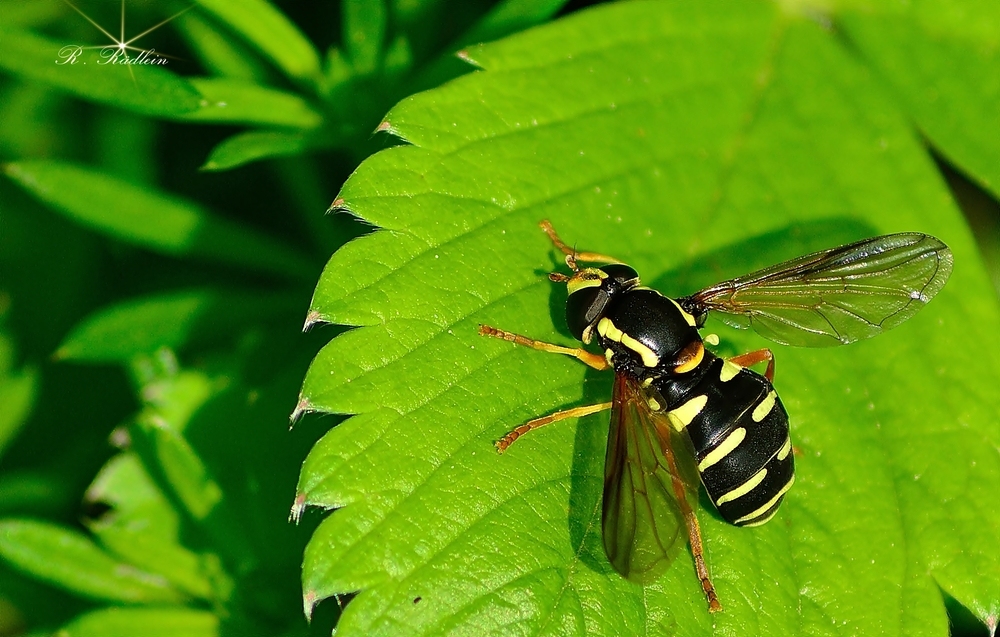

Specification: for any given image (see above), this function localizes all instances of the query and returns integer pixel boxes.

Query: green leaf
[127,365,256,571]
[130,371,224,522]
[297,2,1000,635]
[195,0,322,85]
[840,1,1000,199]
[181,78,323,128]
[0,28,201,117]
[0,519,184,603]
[174,11,268,82]
[201,130,310,172]
[0,334,37,460]
[87,452,181,541]
[409,0,569,93]
[60,607,218,637]
[2,160,314,280]
[0,472,72,517]
[56,288,297,362]
[460,0,570,46]
[0,366,36,460]
[343,0,387,76]
[86,453,220,601]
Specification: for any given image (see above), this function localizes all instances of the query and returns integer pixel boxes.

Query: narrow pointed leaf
[201,130,310,172]
[343,0,387,76]
[60,607,218,637]
[86,453,217,601]
[195,0,321,85]
[181,78,322,128]
[0,333,37,459]
[56,288,297,362]
[3,160,313,279]
[0,28,200,117]
[174,12,267,81]
[0,519,184,603]
[461,0,570,45]
[298,2,1000,635]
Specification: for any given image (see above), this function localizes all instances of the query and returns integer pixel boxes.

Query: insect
[479,221,952,612]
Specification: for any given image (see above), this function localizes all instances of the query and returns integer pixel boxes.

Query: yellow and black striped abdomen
[661,356,794,527]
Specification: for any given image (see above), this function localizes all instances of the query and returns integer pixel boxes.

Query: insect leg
[478,325,610,370]
[728,348,776,382]
[496,402,612,452]
[679,502,722,613]
[539,220,623,269]
[660,430,723,613]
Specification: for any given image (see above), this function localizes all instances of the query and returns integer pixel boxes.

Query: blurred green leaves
[296,1,1000,636]
[0,518,186,604]
[55,288,297,363]
[0,328,37,462]
[3,160,313,279]
[0,0,997,636]
[196,0,323,86]
[0,27,201,117]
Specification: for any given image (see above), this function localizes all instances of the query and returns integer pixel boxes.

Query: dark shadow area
[934,152,1000,299]
[941,587,992,637]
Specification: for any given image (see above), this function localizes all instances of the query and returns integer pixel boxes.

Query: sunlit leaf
[297,2,1000,635]
[86,453,219,601]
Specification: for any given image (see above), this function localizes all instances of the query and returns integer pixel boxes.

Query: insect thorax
[595,289,704,383]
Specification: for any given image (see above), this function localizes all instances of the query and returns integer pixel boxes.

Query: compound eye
[600,263,639,284]
[566,287,609,342]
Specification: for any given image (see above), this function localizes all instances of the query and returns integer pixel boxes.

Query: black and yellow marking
[566,268,607,295]
[598,317,660,367]
[656,354,794,527]
[480,219,953,613]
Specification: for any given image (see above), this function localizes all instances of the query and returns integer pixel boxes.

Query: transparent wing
[602,375,699,583]
[679,233,953,347]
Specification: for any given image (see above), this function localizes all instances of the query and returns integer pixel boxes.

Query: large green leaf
[296,1,1000,635]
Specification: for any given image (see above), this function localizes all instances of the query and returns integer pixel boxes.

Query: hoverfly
[479,221,952,612]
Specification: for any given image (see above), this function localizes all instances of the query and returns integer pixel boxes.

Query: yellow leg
[478,324,610,370]
[660,427,723,613]
[495,402,612,452]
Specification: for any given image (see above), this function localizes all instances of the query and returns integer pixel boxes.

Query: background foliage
[0,1,997,636]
